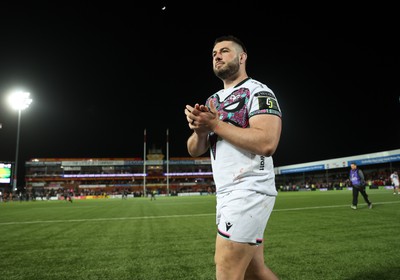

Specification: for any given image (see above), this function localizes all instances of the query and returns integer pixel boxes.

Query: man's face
[212,41,240,80]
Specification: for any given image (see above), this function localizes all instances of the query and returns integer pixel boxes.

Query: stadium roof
[275,149,400,175]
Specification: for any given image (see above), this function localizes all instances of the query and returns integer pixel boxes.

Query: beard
[213,58,240,80]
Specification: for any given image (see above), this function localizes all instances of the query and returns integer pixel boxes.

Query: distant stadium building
[24,147,214,197]
[16,148,400,198]
[274,149,400,191]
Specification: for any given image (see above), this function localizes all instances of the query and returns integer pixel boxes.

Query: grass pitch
[1,188,399,280]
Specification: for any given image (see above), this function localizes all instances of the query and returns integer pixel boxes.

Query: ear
[239,52,247,64]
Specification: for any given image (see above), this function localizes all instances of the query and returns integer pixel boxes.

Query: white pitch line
[273,200,400,212]
[0,213,214,226]
[1,201,399,226]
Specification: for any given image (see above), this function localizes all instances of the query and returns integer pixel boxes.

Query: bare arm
[214,113,281,156]
[185,104,211,157]
[185,100,282,157]
[186,131,209,157]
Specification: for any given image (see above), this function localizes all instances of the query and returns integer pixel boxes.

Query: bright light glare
[8,91,33,110]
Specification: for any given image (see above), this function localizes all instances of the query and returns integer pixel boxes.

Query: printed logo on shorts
[225,222,233,232]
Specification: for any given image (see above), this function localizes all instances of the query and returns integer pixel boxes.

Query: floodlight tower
[8,90,32,192]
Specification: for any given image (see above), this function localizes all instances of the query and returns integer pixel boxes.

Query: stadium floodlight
[7,90,32,192]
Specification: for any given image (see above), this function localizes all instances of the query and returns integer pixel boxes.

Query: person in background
[150,190,156,201]
[122,189,128,199]
[68,190,73,203]
[185,35,282,280]
[390,171,399,195]
[349,163,372,209]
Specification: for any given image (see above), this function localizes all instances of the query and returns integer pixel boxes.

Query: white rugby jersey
[391,172,399,186]
[206,78,282,195]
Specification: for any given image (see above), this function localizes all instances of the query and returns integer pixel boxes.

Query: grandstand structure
[24,146,213,197]
[274,148,400,191]
[3,148,400,198]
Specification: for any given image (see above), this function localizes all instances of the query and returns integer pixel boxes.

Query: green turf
[1,188,399,280]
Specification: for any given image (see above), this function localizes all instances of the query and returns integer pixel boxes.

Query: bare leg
[244,244,279,280]
[215,235,279,280]
[215,235,254,280]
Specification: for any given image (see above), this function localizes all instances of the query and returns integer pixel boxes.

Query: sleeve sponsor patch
[254,91,281,116]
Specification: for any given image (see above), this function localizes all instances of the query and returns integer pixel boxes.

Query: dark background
[0,2,398,185]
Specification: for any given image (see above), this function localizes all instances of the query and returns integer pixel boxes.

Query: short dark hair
[214,35,247,53]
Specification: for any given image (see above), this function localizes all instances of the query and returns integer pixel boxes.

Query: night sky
[0,2,399,183]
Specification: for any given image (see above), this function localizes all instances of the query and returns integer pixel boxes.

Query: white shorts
[216,189,276,245]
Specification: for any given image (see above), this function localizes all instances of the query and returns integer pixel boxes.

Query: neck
[223,73,249,89]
